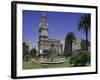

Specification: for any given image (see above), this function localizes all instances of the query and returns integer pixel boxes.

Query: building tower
[38,13,48,52]
[38,13,62,55]
[39,13,48,41]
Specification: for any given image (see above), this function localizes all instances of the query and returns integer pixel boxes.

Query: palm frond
[78,14,91,32]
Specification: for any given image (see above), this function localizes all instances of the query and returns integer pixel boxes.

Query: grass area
[23,58,71,69]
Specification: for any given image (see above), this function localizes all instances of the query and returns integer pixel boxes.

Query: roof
[47,38,61,43]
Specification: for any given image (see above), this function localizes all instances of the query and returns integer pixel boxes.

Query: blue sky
[23,10,91,47]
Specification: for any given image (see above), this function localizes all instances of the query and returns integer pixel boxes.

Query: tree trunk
[86,27,88,51]
[71,41,72,54]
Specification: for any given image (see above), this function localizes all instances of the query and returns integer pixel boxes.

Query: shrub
[42,64,48,68]
[43,49,50,59]
[64,53,72,58]
[69,51,90,66]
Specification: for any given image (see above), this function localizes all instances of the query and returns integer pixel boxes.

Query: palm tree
[78,14,91,51]
[64,32,76,55]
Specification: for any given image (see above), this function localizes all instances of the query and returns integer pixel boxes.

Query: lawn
[23,58,72,69]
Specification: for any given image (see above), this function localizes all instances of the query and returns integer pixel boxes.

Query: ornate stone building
[38,13,62,54]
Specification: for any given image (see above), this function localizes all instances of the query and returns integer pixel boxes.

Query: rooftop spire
[42,12,46,16]
[39,12,48,29]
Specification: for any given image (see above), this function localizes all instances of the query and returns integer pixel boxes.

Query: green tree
[64,32,76,56]
[23,42,29,60]
[43,49,50,59]
[30,48,37,58]
[69,51,90,66]
[78,14,91,51]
